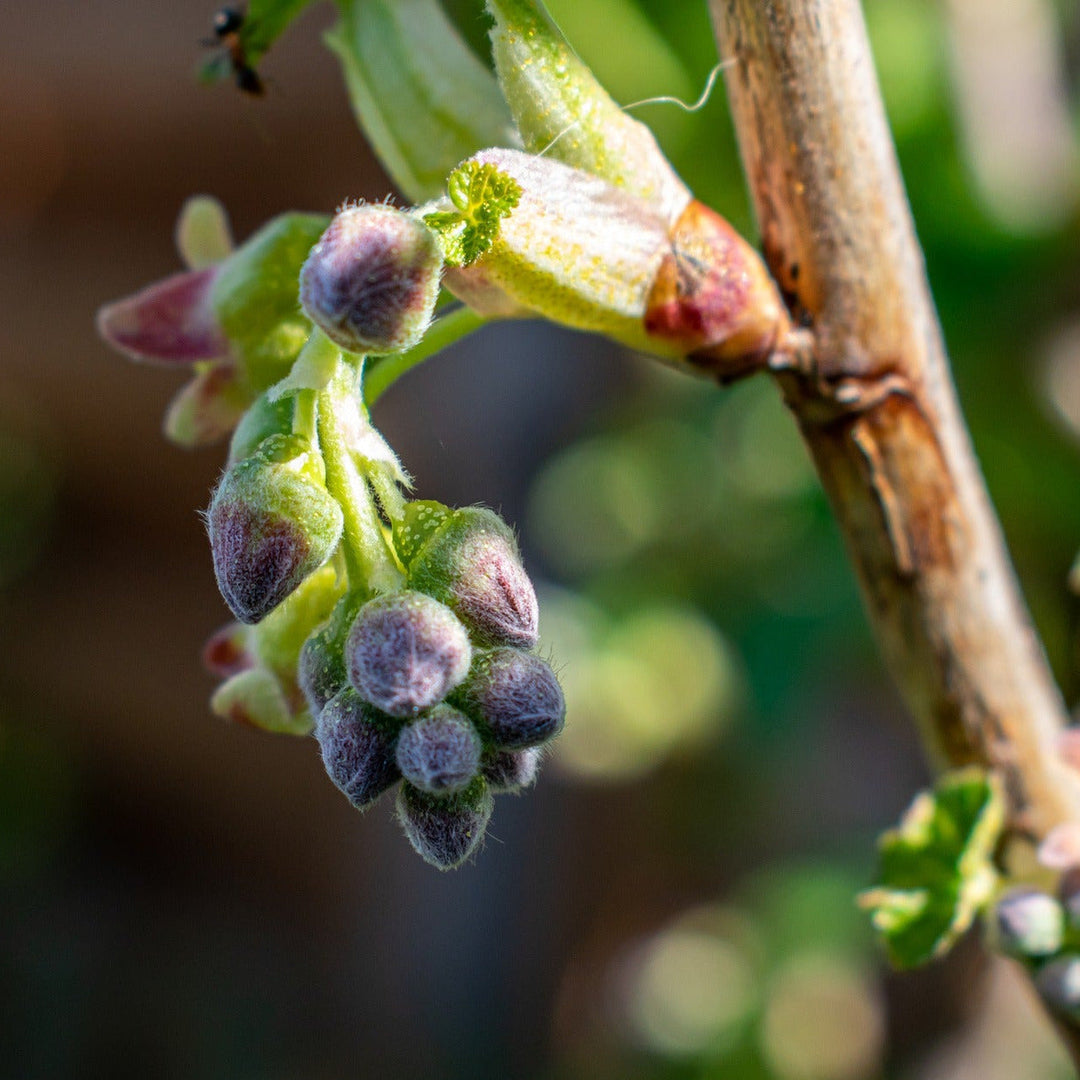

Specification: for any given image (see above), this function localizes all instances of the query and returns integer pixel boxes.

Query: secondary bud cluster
[987,878,1080,1023]
[303,500,564,869]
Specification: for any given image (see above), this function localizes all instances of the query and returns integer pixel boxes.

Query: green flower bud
[208,434,343,624]
[316,687,401,809]
[988,888,1065,960]
[299,205,442,355]
[396,776,494,870]
[1037,954,1080,1022]
[393,499,452,566]
[456,647,565,749]
[483,747,541,793]
[345,591,472,717]
[299,593,365,715]
[405,505,538,649]
[396,705,482,795]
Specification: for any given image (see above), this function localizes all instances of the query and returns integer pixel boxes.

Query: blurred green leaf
[859,769,1004,968]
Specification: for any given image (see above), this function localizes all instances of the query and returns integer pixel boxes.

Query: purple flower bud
[483,747,542,793]
[299,204,442,355]
[395,706,482,795]
[316,687,401,810]
[1037,954,1080,1022]
[396,777,494,870]
[407,507,538,648]
[299,594,365,715]
[208,435,343,624]
[989,888,1064,959]
[457,647,565,749]
[345,591,472,717]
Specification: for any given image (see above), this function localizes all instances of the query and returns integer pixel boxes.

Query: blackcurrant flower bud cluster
[304,500,564,869]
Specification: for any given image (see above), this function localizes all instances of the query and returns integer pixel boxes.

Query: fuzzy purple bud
[457,647,565,749]
[483,747,542,793]
[208,435,343,624]
[299,204,442,355]
[316,687,401,810]
[345,591,472,717]
[396,777,493,870]
[406,506,538,648]
[395,706,482,795]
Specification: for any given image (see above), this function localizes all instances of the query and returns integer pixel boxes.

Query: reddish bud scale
[644,200,789,378]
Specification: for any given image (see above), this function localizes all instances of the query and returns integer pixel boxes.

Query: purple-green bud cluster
[303,500,564,869]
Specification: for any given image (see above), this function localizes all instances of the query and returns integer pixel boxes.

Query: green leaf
[425,161,522,266]
[326,0,520,204]
[242,0,320,64]
[858,768,1004,968]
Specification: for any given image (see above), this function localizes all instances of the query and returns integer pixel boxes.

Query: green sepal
[393,500,452,566]
[211,212,330,394]
[424,161,521,267]
[228,390,297,465]
[859,768,1004,969]
[211,667,314,736]
[327,0,520,204]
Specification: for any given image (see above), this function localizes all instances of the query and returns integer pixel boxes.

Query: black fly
[204,7,265,97]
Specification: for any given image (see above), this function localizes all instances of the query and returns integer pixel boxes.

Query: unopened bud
[208,434,343,624]
[345,591,472,717]
[1037,954,1080,1022]
[396,776,494,870]
[211,667,312,736]
[299,204,442,355]
[406,506,538,649]
[395,705,482,795]
[988,889,1064,960]
[483,747,542,793]
[457,647,564,749]
[299,593,364,715]
[316,687,402,810]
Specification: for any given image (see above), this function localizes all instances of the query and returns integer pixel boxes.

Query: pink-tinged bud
[406,506,538,649]
[396,706,482,795]
[316,687,402,810]
[163,361,249,448]
[96,265,230,366]
[208,435,344,624]
[345,591,472,717]
[396,776,494,870]
[483,747,541,793]
[644,200,789,378]
[299,204,442,355]
[457,647,564,749]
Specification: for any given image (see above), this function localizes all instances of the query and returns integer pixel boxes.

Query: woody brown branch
[707,0,1080,843]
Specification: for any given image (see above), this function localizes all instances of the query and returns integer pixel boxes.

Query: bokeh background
[4,0,1080,1076]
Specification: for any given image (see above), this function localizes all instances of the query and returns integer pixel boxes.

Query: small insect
[203,6,265,97]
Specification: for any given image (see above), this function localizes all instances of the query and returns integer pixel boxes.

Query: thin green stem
[364,305,490,405]
[317,358,404,593]
[292,389,317,441]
